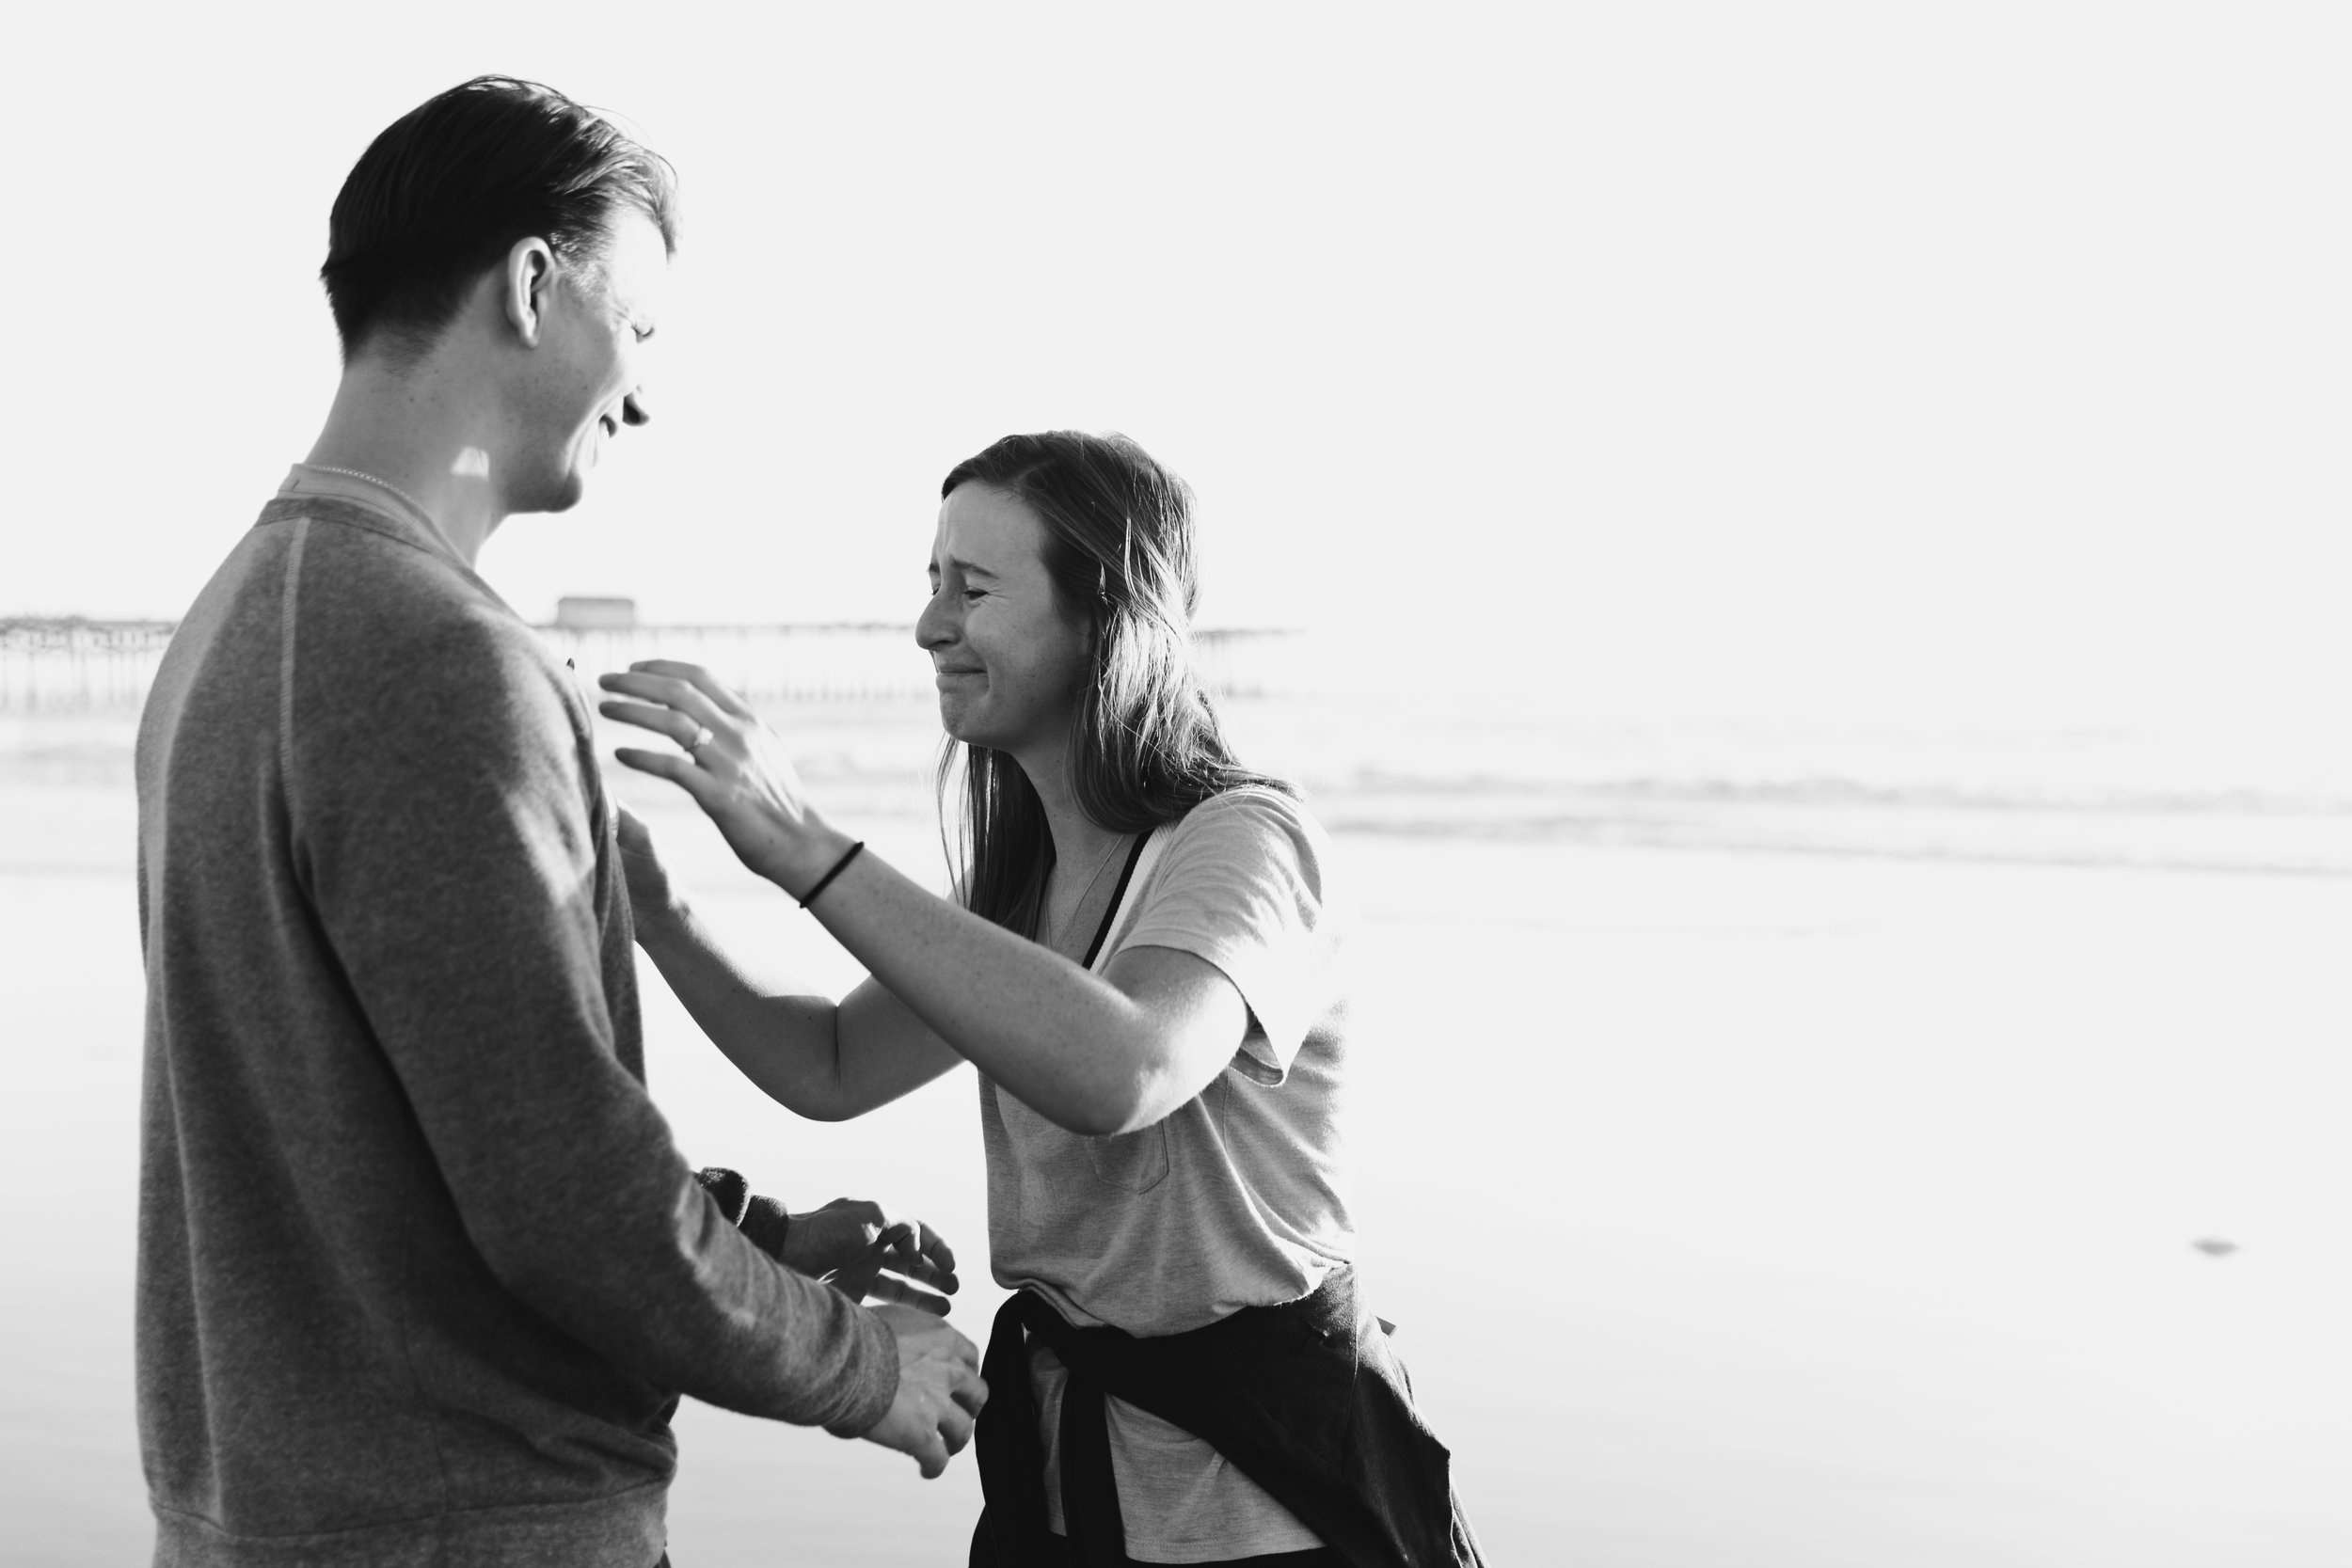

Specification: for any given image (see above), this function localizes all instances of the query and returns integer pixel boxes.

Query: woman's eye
[961,589,986,603]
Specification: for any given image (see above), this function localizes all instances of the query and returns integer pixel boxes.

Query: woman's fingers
[612,748,716,801]
[598,698,708,752]
[629,658,759,721]
[611,801,683,919]
[597,669,732,733]
[597,663,820,891]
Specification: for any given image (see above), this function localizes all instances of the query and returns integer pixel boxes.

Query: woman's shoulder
[1153,784,1332,884]
[1165,782,1324,844]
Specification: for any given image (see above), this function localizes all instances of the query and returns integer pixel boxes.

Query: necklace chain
[308,465,434,524]
[1046,833,1129,948]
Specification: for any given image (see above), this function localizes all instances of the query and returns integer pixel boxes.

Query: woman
[601,432,1480,1567]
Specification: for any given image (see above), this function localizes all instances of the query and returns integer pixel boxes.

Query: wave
[1311,774,2352,876]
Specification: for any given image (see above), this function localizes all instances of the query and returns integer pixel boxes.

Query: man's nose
[621,389,651,427]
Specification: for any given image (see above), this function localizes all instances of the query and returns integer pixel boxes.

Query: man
[134,76,984,1567]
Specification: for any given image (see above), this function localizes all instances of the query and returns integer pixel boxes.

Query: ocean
[6,694,2349,1565]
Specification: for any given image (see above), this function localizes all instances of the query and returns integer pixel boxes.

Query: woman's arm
[602,670,1253,1137]
[806,849,1249,1137]
[621,806,965,1120]
[636,903,967,1120]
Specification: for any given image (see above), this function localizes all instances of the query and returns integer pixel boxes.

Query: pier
[0,618,1310,712]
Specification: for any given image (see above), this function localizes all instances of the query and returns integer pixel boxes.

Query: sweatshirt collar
[278,464,467,566]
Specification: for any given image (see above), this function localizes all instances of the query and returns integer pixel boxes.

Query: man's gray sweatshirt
[134,478,898,1567]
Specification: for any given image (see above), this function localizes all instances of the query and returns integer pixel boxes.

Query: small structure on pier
[554,597,638,631]
[3,615,1309,711]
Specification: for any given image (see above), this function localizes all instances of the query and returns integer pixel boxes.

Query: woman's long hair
[937,431,1292,937]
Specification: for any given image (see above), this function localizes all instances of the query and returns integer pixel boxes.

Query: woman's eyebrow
[945,557,1000,581]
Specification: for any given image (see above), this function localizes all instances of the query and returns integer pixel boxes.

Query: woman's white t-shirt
[978,787,1357,1563]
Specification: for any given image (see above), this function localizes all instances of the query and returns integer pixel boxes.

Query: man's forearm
[306,613,898,1435]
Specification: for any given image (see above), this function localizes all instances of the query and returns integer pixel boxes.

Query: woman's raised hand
[597,660,841,892]
[612,801,683,925]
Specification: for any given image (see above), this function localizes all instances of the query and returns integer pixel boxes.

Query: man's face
[507,209,667,515]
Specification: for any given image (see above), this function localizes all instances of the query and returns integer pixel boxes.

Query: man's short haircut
[320,75,678,365]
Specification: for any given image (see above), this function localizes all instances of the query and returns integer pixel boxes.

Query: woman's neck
[1014,739,1129,942]
[1025,759,1125,876]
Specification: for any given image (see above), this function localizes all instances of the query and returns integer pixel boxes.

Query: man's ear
[501,237,558,348]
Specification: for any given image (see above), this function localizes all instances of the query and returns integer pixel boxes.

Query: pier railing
[1,619,1310,712]
[0,620,178,712]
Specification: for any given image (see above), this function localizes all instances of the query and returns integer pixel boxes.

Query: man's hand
[786,1196,959,1316]
[858,1304,987,1479]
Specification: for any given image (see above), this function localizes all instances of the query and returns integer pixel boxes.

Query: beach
[5,697,2349,1565]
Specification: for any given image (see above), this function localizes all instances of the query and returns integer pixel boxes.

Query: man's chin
[511,470,589,516]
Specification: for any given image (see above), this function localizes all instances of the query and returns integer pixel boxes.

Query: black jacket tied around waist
[970,1268,1486,1568]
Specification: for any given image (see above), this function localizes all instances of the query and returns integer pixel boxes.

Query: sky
[4,3,2347,724]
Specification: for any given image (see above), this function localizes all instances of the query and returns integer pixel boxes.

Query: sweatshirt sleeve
[292,600,896,1435]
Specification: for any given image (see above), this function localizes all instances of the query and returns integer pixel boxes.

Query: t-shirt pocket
[1083,1122,1170,1194]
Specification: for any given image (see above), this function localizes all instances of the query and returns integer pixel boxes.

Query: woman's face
[917,483,1093,759]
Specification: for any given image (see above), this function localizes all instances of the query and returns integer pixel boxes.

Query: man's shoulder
[275,502,580,748]
[277,497,488,617]
[282,502,543,671]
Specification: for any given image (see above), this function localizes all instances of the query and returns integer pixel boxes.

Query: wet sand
[5,707,2349,1564]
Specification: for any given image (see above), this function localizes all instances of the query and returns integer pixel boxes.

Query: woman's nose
[915,593,954,650]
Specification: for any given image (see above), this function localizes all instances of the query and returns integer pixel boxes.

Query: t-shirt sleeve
[1116,789,1338,1085]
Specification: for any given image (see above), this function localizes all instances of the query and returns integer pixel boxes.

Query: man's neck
[305,356,510,567]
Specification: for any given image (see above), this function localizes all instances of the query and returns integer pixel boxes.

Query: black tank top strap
[1078,832,1155,969]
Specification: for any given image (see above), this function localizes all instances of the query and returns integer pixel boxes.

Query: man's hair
[320,75,677,365]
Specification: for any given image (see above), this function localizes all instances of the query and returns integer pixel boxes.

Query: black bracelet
[799,840,865,910]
